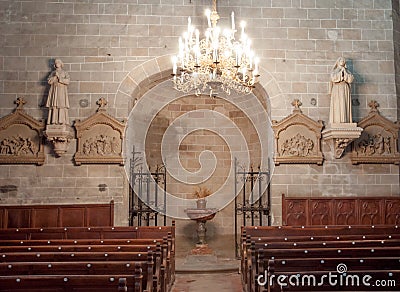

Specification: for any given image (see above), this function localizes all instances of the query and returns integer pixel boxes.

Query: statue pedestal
[322,123,363,158]
[44,124,74,157]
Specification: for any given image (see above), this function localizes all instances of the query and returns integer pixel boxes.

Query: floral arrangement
[193,186,211,199]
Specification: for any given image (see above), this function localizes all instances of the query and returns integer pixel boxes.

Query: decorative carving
[280,133,315,157]
[385,200,400,225]
[44,124,74,157]
[351,101,399,164]
[0,97,45,165]
[74,98,125,165]
[310,200,331,226]
[334,200,357,225]
[282,194,400,226]
[284,199,307,226]
[272,99,324,165]
[322,123,363,159]
[359,199,381,225]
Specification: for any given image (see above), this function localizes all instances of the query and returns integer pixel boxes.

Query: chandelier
[171,0,260,96]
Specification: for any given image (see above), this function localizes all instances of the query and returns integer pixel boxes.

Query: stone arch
[119,55,280,224]
[115,55,286,117]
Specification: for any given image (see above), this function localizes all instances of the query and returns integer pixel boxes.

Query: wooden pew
[242,225,399,239]
[0,224,176,292]
[0,259,155,292]
[240,225,400,292]
[266,257,400,273]
[0,274,140,292]
[0,241,170,287]
[253,238,400,250]
[249,233,400,243]
[0,252,158,291]
[0,238,162,246]
[266,267,400,291]
[0,236,174,287]
[247,246,400,292]
[0,225,176,241]
[0,243,160,253]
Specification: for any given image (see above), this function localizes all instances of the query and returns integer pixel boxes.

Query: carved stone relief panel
[272,99,324,165]
[74,98,125,165]
[351,101,400,164]
[0,98,45,165]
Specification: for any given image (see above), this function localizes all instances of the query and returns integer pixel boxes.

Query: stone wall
[0,1,398,237]
[393,1,400,123]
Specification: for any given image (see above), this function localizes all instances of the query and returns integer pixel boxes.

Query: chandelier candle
[171,0,260,96]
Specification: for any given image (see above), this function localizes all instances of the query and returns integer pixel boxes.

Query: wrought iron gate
[128,147,167,226]
[234,158,271,257]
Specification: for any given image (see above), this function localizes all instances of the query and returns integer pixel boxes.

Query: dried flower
[193,186,211,199]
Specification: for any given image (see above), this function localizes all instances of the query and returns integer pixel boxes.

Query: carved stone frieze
[272,99,324,165]
[74,98,125,165]
[0,97,45,165]
[351,100,399,164]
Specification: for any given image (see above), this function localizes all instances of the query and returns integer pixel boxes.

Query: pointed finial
[15,97,27,110]
[368,100,379,113]
[97,97,108,111]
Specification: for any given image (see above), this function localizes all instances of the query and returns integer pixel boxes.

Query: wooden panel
[283,195,400,226]
[359,199,383,225]
[0,209,4,228]
[7,209,30,228]
[32,208,58,228]
[282,197,308,226]
[334,199,357,225]
[87,205,113,227]
[0,201,114,228]
[60,208,86,227]
[309,199,331,226]
[385,199,400,225]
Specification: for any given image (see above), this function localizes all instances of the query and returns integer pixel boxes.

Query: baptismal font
[184,187,218,249]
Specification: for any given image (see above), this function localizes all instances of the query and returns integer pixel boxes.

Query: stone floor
[171,272,243,292]
[172,234,244,291]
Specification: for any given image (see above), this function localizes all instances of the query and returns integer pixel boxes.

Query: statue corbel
[44,124,74,157]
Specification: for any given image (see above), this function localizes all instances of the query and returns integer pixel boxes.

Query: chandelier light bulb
[171,0,260,96]
[205,9,212,27]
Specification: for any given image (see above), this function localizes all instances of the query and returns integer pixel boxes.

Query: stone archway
[114,55,287,115]
[118,55,285,247]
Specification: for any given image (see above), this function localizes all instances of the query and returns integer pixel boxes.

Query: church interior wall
[0,1,398,241]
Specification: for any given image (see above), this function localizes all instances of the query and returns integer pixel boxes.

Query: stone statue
[329,57,354,124]
[46,58,70,125]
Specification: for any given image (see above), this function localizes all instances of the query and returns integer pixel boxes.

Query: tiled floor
[175,234,237,259]
[173,234,243,291]
[171,272,243,292]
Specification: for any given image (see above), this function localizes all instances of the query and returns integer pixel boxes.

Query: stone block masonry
[0,1,398,235]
